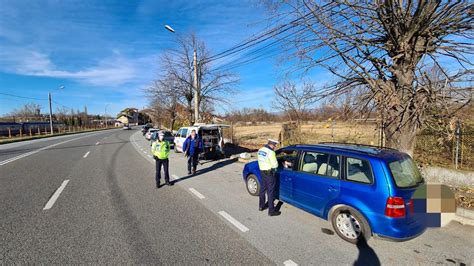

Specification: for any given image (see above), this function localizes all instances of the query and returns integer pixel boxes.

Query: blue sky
[0,0,297,116]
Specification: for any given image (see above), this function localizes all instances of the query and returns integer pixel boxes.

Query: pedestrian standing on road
[257,139,280,216]
[182,129,203,175]
[151,132,172,188]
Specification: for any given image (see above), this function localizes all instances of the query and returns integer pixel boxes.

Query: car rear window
[388,156,423,188]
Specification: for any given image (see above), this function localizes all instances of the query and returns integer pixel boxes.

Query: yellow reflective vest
[257,145,278,171]
[151,140,170,159]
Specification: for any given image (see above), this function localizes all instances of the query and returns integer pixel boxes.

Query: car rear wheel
[331,206,371,244]
[246,174,260,196]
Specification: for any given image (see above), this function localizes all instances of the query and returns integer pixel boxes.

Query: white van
[174,124,229,159]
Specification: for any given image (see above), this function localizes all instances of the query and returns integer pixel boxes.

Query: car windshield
[388,156,423,188]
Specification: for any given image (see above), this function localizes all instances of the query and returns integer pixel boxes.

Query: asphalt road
[1,128,473,265]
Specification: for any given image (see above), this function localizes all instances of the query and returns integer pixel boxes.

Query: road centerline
[218,211,249,233]
[189,188,206,199]
[43,180,70,210]
[83,151,90,158]
[95,142,100,145]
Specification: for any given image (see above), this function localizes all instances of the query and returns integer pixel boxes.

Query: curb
[454,207,474,226]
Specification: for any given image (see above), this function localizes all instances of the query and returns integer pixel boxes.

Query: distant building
[116,108,139,126]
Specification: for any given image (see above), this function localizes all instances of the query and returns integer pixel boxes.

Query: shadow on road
[353,236,380,266]
[172,158,238,184]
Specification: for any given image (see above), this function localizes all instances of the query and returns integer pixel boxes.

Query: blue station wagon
[242,143,426,244]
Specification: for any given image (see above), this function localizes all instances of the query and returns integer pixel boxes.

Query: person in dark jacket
[182,129,203,175]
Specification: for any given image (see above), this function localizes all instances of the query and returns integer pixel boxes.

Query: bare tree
[146,75,181,130]
[9,103,42,120]
[161,32,238,124]
[267,0,473,155]
[273,80,319,122]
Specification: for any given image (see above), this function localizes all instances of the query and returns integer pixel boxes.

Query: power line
[205,2,335,65]
[0,92,47,101]
[203,3,340,74]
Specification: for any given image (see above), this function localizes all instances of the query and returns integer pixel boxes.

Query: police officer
[151,131,172,188]
[257,139,280,216]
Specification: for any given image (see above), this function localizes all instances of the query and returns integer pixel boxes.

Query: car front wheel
[331,206,371,244]
[246,174,260,196]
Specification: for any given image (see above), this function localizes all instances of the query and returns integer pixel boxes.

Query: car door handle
[328,186,339,192]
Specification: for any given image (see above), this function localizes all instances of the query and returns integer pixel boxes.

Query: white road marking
[218,211,249,233]
[83,151,90,158]
[0,135,97,166]
[171,174,179,180]
[95,142,100,145]
[143,151,147,154]
[189,188,205,199]
[43,180,70,210]
[284,260,298,266]
[147,155,152,158]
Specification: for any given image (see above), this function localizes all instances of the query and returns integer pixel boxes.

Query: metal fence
[414,122,473,171]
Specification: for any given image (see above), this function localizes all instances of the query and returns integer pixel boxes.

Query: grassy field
[233,121,380,148]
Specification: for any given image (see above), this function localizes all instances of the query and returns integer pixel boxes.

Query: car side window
[176,129,182,137]
[181,129,188,138]
[346,157,373,184]
[299,152,340,178]
[276,149,298,170]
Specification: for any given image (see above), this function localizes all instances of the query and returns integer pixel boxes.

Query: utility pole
[105,104,109,128]
[48,92,53,135]
[193,48,199,124]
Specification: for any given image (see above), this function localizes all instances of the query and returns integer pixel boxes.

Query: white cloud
[0,48,157,86]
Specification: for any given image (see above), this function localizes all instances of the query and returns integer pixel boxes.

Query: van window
[388,156,423,188]
[181,129,188,138]
[299,152,340,178]
[176,129,182,137]
[346,157,373,184]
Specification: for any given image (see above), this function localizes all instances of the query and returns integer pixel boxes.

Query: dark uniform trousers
[259,170,277,214]
[155,158,170,185]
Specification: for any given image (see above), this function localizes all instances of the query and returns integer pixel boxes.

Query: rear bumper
[370,213,427,241]
[374,226,426,242]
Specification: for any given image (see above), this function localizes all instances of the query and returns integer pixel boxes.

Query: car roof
[286,143,406,160]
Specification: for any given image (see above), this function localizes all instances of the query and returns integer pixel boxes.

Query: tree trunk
[170,118,176,131]
[384,123,418,156]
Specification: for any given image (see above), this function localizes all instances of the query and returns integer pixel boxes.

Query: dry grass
[234,121,379,147]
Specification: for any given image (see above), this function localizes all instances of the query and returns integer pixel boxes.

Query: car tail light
[385,197,406,218]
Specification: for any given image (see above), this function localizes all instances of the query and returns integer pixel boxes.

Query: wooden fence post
[8,128,11,138]
[29,128,32,136]
[20,127,23,137]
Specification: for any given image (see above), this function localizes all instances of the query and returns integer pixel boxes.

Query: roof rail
[318,142,398,151]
